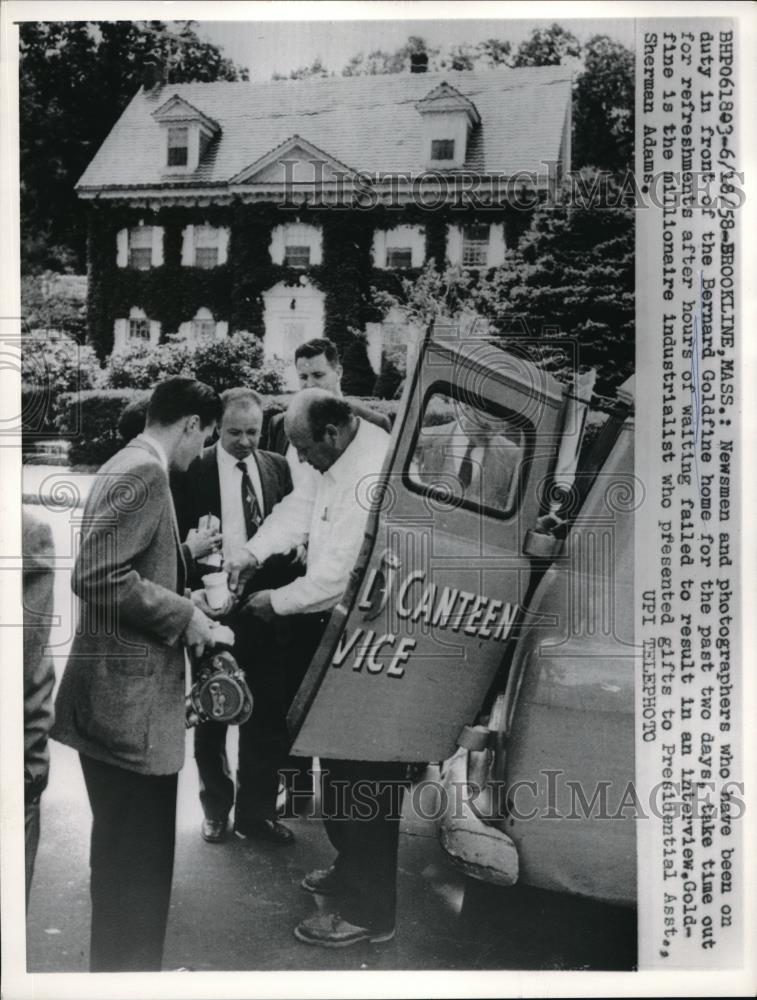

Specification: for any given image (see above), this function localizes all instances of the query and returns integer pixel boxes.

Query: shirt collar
[138,432,169,472]
[324,418,363,483]
[217,443,253,470]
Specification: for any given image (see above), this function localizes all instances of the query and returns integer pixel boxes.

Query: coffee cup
[202,571,231,611]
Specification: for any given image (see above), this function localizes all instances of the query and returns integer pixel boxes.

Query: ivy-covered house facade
[77,66,572,385]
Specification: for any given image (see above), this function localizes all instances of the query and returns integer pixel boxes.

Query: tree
[340,334,377,396]
[19,21,248,274]
[342,36,439,77]
[510,23,581,67]
[272,56,331,80]
[573,35,634,174]
[475,170,634,392]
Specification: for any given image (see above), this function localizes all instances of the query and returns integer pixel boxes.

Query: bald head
[285,389,357,472]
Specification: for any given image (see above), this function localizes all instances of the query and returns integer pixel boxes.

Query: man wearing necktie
[173,387,299,846]
[413,401,522,512]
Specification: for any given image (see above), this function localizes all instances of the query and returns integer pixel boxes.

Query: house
[76,65,572,384]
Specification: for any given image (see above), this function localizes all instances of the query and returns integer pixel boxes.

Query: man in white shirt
[227,391,409,948]
[173,388,297,846]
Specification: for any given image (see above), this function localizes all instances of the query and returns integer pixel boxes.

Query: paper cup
[202,571,230,610]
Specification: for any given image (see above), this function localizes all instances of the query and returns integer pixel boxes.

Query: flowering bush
[104,333,284,394]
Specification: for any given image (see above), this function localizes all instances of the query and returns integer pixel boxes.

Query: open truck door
[288,328,580,763]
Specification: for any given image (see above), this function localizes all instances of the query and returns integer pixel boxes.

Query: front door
[288,330,572,763]
[262,281,325,388]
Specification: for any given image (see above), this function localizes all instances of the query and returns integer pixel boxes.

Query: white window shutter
[149,320,161,345]
[488,223,506,267]
[410,227,425,268]
[311,228,323,266]
[269,226,285,265]
[215,321,228,340]
[218,228,230,265]
[181,226,194,266]
[113,318,128,350]
[371,230,386,268]
[446,225,463,265]
[151,227,164,267]
[116,229,128,268]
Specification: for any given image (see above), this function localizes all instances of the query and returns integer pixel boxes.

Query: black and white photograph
[1,3,752,998]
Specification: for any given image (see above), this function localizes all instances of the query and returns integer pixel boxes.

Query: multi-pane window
[194,226,219,268]
[462,224,490,267]
[129,316,150,342]
[128,227,153,270]
[269,224,321,267]
[431,139,455,161]
[386,247,413,270]
[283,245,311,268]
[167,126,189,167]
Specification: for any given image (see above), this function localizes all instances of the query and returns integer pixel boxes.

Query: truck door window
[407,391,526,517]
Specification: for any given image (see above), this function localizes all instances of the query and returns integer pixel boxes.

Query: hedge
[55,389,402,467]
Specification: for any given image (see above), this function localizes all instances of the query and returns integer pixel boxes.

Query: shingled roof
[77,66,572,192]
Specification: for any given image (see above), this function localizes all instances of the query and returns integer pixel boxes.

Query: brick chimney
[410,52,428,74]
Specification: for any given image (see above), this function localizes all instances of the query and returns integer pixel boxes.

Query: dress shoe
[301,864,342,896]
[201,817,227,843]
[294,911,395,948]
[234,819,295,845]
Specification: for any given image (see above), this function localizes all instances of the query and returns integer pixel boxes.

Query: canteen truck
[288,323,636,906]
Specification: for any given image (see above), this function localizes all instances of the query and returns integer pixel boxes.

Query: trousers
[320,759,409,932]
[80,753,177,972]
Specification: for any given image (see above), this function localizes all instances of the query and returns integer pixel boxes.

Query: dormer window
[152,94,220,174]
[431,139,455,161]
[167,127,189,167]
[416,81,480,170]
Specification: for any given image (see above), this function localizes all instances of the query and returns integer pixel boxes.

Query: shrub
[104,333,284,395]
[191,333,283,394]
[57,388,149,467]
[373,355,403,400]
[340,334,376,396]
[104,340,194,389]
[22,332,103,394]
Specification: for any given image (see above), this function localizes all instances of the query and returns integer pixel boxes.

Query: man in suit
[51,376,221,972]
[22,509,56,906]
[173,387,299,846]
[412,401,522,512]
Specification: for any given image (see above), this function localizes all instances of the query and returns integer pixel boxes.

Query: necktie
[237,460,263,539]
[458,439,476,493]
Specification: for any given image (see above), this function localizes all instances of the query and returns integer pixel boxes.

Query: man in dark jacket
[173,387,300,845]
[22,509,56,906]
[265,337,391,459]
[51,377,221,972]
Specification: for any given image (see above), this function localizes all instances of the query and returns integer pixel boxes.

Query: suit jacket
[51,437,195,776]
[172,443,295,593]
[413,421,521,511]
[265,399,392,456]
[23,510,56,799]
